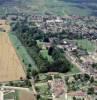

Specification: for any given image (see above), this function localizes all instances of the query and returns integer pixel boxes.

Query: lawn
[70,66,80,74]
[74,39,95,52]
[4,92,15,100]
[64,65,80,75]
[40,49,53,63]
[8,33,38,71]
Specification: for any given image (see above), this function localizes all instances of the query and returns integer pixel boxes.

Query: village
[6,14,97,38]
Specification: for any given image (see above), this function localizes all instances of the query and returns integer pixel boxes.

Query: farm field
[19,90,36,100]
[4,90,19,100]
[0,32,26,82]
[0,20,26,82]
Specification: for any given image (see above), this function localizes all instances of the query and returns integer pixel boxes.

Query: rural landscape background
[0,0,97,16]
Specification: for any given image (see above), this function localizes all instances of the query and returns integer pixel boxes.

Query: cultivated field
[19,90,36,100]
[0,20,26,82]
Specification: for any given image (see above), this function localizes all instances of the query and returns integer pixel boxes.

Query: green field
[74,39,95,52]
[36,40,53,62]
[4,90,19,100]
[8,33,38,71]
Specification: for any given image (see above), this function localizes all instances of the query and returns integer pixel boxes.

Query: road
[0,91,3,100]
[30,77,37,95]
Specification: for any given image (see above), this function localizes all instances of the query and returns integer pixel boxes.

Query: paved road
[0,91,3,100]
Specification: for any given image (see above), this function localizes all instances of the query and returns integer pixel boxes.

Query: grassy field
[74,39,95,52]
[4,90,19,100]
[8,33,38,71]
[40,49,53,63]
[66,65,80,75]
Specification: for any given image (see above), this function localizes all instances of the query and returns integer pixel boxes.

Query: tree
[32,70,38,77]
[20,77,23,81]
[87,87,94,95]
[92,63,97,69]
[47,59,70,73]
[72,85,76,91]
[37,94,40,100]
[84,74,90,81]
[35,75,39,81]
[26,72,31,79]
[28,64,32,67]
[52,47,63,60]
[48,47,53,55]
[24,79,32,87]
[90,76,94,83]
[43,37,50,42]
[27,68,31,73]
[73,97,76,100]
[46,75,52,80]
[9,81,14,86]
